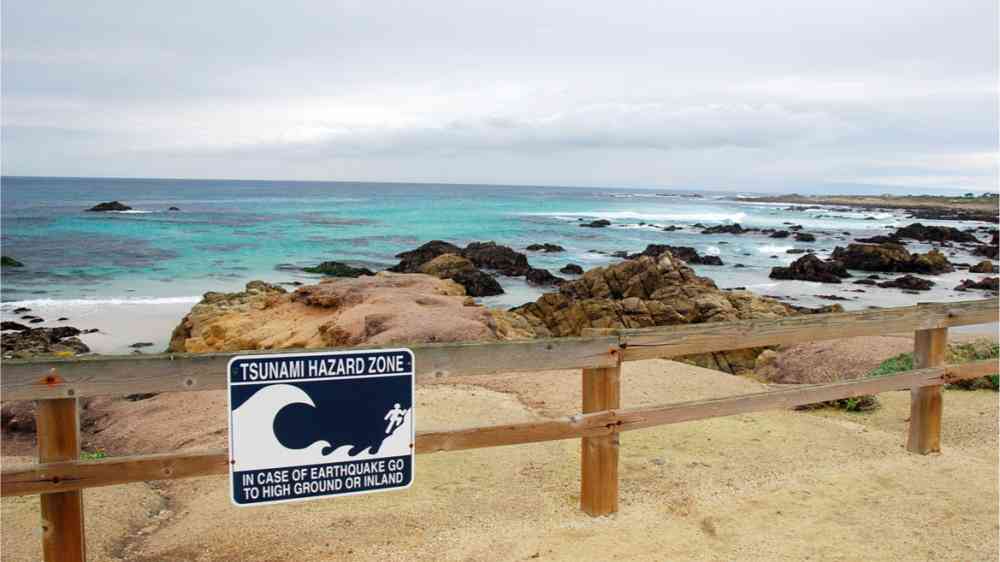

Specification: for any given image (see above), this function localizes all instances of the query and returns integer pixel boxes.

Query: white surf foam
[1,296,201,309]
[519,211,747,223]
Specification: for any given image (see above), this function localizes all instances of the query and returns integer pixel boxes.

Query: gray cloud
[2,0,997,192]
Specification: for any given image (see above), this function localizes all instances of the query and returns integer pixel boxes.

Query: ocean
[1,176,993,353]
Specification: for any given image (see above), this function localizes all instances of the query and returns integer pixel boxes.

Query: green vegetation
[80,450,107,461]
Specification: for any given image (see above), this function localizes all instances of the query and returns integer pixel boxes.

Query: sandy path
[3,359,997,561]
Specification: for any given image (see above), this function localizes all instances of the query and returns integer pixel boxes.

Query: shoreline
[736,193,999,222]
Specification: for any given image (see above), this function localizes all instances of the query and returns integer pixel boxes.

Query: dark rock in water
[973,244,999,260]
[878,275,934,291]
[794,232,816,242]
[701,223,755,235]
[662,225,683,231]
[28,318,44,324]
[769,254,851,284]
[389,240,463,273]
[417,254,503,297]
[560,263,584,275]
[733,263,746,268]
[1,256,24,267]
[842,232,851,236]
[815,294,850,301]
[462,242,531,276]
[970,260,996,273]
[12,307,30,313]
[788,225,804,231]
[1,326,90,359]
[167,206,181,211]
[769,230,791,239]
[894,223,980,243]
[526,243,565,253]
[830,243,953,274]
[954,277,999,293]
[855,235,903,245]
[853,279,877,286]
[57,317,69,321]
[129,342,155,348]
[579,219,611,228]
[86,201,132,212]
[302,261,374,277]
[627,244,723,265]
[786,249,808,254]
[82,328,99,334]
[1,321,29,331]
[525,267,565,286]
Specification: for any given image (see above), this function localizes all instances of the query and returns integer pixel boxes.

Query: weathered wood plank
[619,298,997,361]
[581,363,621,516]
[907,328,947,454]
[6,360,992,498]
[36,398,86,562]
[1,336,620,401]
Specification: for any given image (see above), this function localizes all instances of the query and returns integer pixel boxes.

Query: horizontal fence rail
[3,299,996,401]
[1,297,997,562]
[2,359,996,498]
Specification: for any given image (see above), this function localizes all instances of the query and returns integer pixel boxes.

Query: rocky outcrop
[1,326,89,359]
[769,254,851,284]
[560,264,584,275]
[419,254,503,296]
[830,243,954,274]
[388,241,463,273]
[526,243,565,253]
[794,232,816,242]
[855,235,904,245]
[769,230,791,239]
[86,201,132,212]
[970,260,996,273]
[877,275,934,291]
[701,224,755,235]
[893,223,980,244]
[462,242,531,276]
[168,275,506,353]
[954,277,999,294]
[302,261,374,277]
[525,268,564,286]
[579,219,611,228]
[627,244,723,265]
[1,256,23,267]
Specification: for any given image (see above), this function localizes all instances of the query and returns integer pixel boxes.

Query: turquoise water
[2,176,994,352]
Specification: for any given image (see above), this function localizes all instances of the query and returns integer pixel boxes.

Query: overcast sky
[2,1,998,192]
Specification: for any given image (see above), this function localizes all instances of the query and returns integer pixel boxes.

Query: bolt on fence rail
[2,298,998,561]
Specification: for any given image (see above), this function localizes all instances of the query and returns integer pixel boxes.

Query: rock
[302,261,375,277]
[786,249,808,254]
[815,294,850,301]
[855,235,904,245]
[662,225,683,231]
[788,224,804,231]
[12,307,30,313]
[525,243,565,253]
[770,230,791,239]
[86,201,132,212]
[1,326,90,359]
[525,267,565,286]
[419,254,503,297]
[389,240,464,273]
[627,244,723,265]
[579,219,611,228]
[28,318,44,324]
[1,256,24,267]
[168,274,504,353]
[167,206,181,211]
[853,279,877,286]
[462,242,531,276]
[794,232,816,242]
[954,277,999,293]
[877,275,934,291]
[560,264,584,275]
[830,243,953,274]
[970,260,996,273]
[701,223,754,235]
[129,342,155,348]
[1,401,37,434]
[1,321,29,331]
[973,244,999,260]
[894,223,980,243]
[769,254,851,284]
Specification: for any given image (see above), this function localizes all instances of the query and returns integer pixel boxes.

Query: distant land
[738,193,999,223]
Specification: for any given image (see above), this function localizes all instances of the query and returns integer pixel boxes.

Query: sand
[3,357,998,561]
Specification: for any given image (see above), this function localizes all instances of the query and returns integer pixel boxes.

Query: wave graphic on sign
[231,383,411,472]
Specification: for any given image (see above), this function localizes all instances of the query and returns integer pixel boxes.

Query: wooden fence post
[907,328,946,454]
[580,356,621,516]
[37,398,86,562]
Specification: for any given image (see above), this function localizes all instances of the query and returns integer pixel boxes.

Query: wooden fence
[2,298,998,561]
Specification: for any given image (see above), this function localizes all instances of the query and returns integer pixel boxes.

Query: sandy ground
[3,356,998,561]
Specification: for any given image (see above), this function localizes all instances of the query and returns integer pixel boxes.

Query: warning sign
[227,348,414,506]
